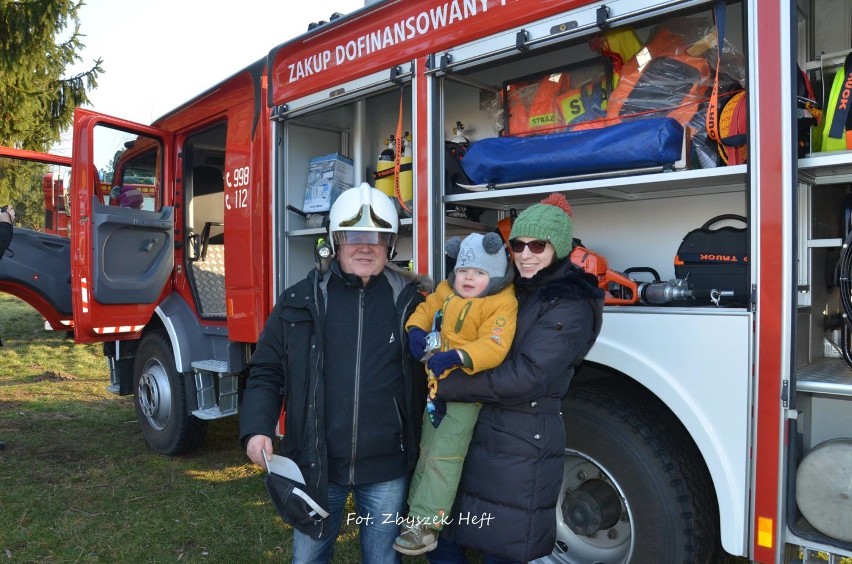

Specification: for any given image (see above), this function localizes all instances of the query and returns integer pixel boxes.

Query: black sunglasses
[509,239,549,254]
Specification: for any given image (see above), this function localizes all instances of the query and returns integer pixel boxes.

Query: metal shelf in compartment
[797,357,852,396]
[799,151,852,185]
[444,165,747,210]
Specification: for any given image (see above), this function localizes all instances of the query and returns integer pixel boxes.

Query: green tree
[0,0,102,228]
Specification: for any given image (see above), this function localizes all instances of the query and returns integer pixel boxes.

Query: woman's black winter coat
[437,259,604,562]
[239,264,428,540]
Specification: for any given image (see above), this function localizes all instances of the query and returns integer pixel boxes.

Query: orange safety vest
[575,27,711,131]
[505,73,567,135]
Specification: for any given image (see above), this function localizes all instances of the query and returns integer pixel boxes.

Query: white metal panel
[278,66,408,117]
[585,308,752,555]
[435,0,710,73]
[572,191,747,282]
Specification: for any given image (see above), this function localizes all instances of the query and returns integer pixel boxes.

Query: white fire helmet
[328,182,398,256]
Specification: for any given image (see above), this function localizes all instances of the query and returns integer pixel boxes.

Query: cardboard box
[303,153,354,213]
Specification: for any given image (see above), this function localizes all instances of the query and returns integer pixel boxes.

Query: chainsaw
[570,246,733,306]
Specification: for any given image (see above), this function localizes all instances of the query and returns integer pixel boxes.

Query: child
[394,231,517,556]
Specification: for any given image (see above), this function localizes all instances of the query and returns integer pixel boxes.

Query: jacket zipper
[311,275,325,536]
[348,287,365,484]
[397,287,416,453]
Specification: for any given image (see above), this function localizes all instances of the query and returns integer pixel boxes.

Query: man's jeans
[291,475,407,564]
[427,536,523,564]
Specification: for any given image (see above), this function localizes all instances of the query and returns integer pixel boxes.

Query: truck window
[93,125,162,212]
[45,166,73,236]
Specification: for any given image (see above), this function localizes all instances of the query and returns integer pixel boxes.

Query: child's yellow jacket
[406,279,517,375]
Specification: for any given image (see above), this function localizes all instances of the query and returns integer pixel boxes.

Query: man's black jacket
[240,262,429,537]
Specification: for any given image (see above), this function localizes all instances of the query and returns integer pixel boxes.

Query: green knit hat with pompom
[509,193,574,259]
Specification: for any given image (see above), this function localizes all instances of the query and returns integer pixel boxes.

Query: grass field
[1,294,760,563]
[0,294,433,563]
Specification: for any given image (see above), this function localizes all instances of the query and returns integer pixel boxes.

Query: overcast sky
[54,0,365,153]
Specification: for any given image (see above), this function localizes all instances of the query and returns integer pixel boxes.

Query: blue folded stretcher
[459,117,684,188]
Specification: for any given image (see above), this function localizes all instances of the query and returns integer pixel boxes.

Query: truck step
[192,405,237,420]
[192,360,239,419]
[191,359,230,373]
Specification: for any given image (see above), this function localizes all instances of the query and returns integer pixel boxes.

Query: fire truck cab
[4,0,852,562]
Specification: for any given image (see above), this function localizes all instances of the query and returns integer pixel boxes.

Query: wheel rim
[137,359,173,431]
[540,448,634,564]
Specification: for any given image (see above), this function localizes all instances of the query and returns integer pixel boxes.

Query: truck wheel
[542,382,718,564]
[133,330,206,455]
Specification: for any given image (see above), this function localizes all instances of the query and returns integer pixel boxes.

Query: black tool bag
[674,214,749,305]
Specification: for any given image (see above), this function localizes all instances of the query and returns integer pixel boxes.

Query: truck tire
[542,382,718,564]
[133,330,207,455]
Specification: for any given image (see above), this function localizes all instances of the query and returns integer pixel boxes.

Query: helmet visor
[333,231,397,247]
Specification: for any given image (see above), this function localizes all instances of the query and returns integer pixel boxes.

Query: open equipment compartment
[274,68,415,289]
[784,0,852,556]
[430,1,756,562]
[434,0,749,292]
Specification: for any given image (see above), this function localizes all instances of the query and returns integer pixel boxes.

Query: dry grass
[0,294,436,563]
[1,294,747,563]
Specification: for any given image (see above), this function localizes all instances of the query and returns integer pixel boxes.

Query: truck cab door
[70,109,175,342]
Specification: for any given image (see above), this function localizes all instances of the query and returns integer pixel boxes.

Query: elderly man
[240,184,428,564]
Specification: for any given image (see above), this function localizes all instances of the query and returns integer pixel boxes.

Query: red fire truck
[2,0,852,562]
[43,172,71,237]
[41,168,155,237]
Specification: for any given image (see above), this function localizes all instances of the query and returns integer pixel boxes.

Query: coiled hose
[838,226,852,367]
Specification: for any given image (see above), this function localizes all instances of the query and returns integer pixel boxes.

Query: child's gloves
[427,350,462,377]
[426,396,447,428]
[407,327,428,361]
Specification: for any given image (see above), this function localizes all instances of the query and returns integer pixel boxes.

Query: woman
[428,193,604,563]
